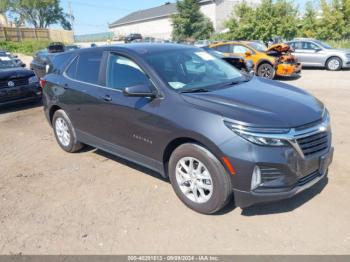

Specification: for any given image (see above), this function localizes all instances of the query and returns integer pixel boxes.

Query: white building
[109,0,260,40]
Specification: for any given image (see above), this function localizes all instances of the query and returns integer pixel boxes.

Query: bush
[0,40,51,55]
[328,40,350,48]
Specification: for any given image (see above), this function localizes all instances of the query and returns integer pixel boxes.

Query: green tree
[341,0,350,38]
[172,0,214,41]
[11,0,72,30]
[299,1,318,38]
[316,0,345,40]
[225,0,299,41]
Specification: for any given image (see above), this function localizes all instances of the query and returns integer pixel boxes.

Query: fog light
[251,166,262,190]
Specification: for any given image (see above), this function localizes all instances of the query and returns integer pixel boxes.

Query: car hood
[0,67,35,79]
[181,77,324,128]
[266,43,292,53]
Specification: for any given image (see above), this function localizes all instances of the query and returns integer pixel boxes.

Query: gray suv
[287,38,350,71]
[42,44,334,214]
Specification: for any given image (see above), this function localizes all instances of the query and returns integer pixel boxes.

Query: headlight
[28,75,39,84]
[224,121,289,146]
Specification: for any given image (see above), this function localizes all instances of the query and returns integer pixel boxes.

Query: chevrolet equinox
[42,44,334,214]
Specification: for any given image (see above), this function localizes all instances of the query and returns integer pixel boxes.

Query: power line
[70,0,132,12]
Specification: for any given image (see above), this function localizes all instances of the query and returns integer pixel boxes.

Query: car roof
[75,43,197,56]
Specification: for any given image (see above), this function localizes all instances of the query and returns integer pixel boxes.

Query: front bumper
[276,63,302,76]
[219,120,333,208]
[342,58,350,68]
[234,147,333,208]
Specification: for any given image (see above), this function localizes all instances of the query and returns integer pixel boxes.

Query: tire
[257,63,275,79]
[52,109,84,153]
[168,143,232,214]
[326,57,342,71]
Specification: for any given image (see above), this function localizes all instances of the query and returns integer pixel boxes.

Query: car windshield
[0,57,17,69]
[314,40,332,49]
[145,48,243,92]
[248,42,267,52]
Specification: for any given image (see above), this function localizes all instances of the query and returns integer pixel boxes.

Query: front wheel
[257,63,275,79]
[326,57,342,71]
[168,143,232,214]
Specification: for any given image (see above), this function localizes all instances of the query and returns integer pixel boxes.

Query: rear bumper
[0,84,42,107]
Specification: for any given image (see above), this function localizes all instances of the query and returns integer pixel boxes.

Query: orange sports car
[209,41,302,79]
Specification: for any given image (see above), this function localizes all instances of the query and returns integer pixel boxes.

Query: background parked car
[0,55,41,107]
[0,50,26,68]
[47,42,65,53]
[124,33,142,43]
[209,41,301,79]
[287,38,350,71]
[201,46,254,74]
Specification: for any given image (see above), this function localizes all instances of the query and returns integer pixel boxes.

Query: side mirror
[245,60,255,74]
[245,50,252,57]
[315,48,322,52]
[21,63,26,68]
[123,84,157,98]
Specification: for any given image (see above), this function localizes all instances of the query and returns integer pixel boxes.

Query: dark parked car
[30,49,52,79]
[202,46,254,73]
[48,42,65,53]
[0,50,26,67]
[124,33,142,43]
[0,56,41,107]
[42,44,333,214]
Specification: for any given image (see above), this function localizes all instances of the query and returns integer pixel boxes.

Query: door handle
[102,95,112,102]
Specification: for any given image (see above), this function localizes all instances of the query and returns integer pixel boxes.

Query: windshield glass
[145,48,243,91]
[0,57,17,69]
[248,42,267,52]
[314,40,332,49]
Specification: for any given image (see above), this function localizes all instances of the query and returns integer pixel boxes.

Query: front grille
[297,132,329,157]
[296,170,321,187]
[0,77,29,89]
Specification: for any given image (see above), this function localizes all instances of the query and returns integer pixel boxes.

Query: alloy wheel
[258,64,274,79]
[328,58,340,70]
[175,157,213,203]
[55,117,71,147]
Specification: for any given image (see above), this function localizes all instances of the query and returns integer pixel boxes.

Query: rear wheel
[257,63,275,79]
[53,109,84,153]
[168,143,232,214]
[326,57,342,71]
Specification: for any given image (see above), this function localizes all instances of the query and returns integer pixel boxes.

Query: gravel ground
[0,65,350,254]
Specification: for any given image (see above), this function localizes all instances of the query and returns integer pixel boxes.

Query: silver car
[287,38,350,71]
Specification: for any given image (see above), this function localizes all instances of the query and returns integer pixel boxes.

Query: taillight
[39,78,47,89]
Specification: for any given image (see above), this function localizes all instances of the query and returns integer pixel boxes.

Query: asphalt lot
[1,67,350,254]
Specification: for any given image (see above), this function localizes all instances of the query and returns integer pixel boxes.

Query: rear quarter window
[75,52,103,85]
[51,53,73,74]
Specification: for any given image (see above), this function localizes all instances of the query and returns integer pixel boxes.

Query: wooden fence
[0,27,74,43]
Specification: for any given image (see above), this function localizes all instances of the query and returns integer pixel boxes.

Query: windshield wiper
[180,88,210,93]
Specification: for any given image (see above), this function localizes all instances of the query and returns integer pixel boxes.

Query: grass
[0,40,51,56]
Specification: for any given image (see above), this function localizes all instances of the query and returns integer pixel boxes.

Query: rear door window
[65,56,78,79]
[106,54,150,90]
[232,45,250,53]
[75,52,102,85]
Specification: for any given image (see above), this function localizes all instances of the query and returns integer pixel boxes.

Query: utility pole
[68,0,74,32]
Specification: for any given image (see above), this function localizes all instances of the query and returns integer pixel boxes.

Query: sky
[60,0,307,35]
